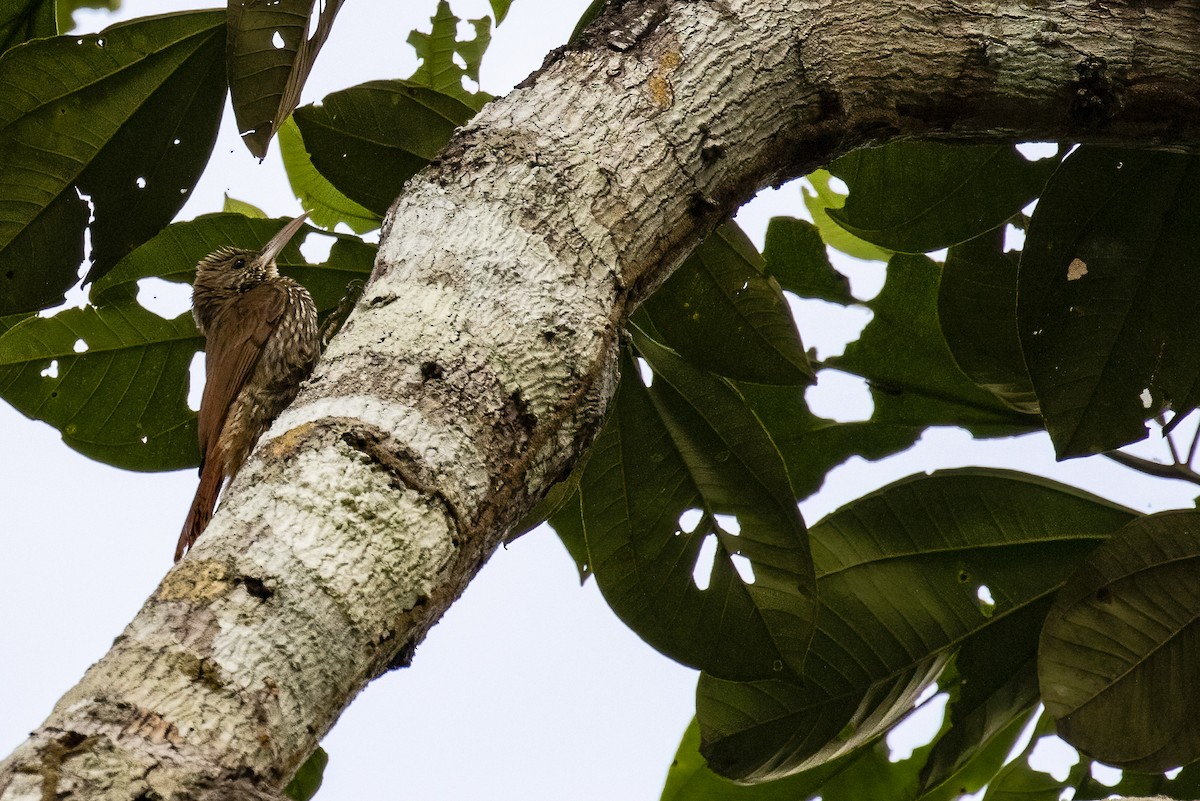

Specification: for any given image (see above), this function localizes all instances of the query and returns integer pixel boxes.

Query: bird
[176,213,320,561]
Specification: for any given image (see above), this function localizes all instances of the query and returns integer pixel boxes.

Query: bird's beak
[258,212,310,267]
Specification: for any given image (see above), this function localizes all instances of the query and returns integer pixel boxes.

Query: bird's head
[193,212,310,294]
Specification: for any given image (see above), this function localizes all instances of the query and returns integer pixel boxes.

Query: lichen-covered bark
[4,0,1200,798]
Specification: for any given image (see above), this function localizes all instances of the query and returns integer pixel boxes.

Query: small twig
[1188,420,1200,468]
[1103,450,1200,486]
[1158,414,1184,466]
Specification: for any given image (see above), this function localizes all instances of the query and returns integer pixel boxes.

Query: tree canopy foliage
[3,1,1200,800]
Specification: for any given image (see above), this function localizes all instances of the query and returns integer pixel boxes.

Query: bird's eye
[234,258,246,269]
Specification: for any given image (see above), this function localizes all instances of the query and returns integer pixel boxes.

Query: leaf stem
[1103,450,1200,486]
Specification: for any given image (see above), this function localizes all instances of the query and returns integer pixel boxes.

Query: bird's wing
[196,283,288,467]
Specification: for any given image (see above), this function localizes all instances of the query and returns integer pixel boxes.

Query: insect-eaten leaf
[1018,146,1200,458]
[227,0,345,159]
[698,470,1135,783]
[577,342,816,681]
[826,142,1056,254]
[0,10,227,314]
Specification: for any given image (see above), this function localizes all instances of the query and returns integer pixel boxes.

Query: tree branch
[5,0,1200,797]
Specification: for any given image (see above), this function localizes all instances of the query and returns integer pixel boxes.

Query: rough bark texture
[4,0,1200,798]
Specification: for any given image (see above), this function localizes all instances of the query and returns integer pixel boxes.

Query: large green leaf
[0,10,226,314]
[698,470,1136,782]
[227,0,344,159]
[0,214,373,471]
[278,118,380,234]
[0,300,200,470]
[918,600,1047,796]
[0,1,54,56]
[1039,509,1200,771]
[827,143,1056,254]
[408,0,491,106]
[293,80,477,216]
[828,254,1041,437]
[762,216,854,305]
[578,341,816,680]
[641,222,813,385]
[1018,146,1200,457]
[939,228,1038,414]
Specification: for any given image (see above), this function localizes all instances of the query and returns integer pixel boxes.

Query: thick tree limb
[4,0,1200,797]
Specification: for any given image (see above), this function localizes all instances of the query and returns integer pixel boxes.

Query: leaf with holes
[408,0,491,106]
[1039,509,1200,772]
[827,142,1056,254]
[0,1,55,55]
[0,10,227,313]
[828,255,1040,437]
[1018,146,1200,457]
[278,118,380,234]
[698,469,1135,782]
[294,80,477,216]
[91,213,375,313]
[641,222,813,385]
[0,300,201,470]
[763,216,854,305]
[803,171,892,263]
[227,0,344,158]
[939,229,1038,415]
[578,340,815,681]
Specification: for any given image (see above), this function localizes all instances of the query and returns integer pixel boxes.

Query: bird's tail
[176,457,225,562]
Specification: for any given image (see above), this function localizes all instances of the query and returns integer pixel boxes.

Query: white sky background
[0,2,1195,800]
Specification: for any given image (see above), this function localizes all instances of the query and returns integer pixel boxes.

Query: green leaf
[698,657,945,784]
[227,0,344,159]
[662,718,843,801]
[804,171,892,263]
[1039,509,1200,772]
[546,489,590,583]
[489,0,512,25]
[642,222,813,385]
[939,228,1039,414]
[698,469,1136,782]
[737,381,921,501]
[762,216,854,305]
[222,193,266,218]
[0,10,227,313]
[408,1,491,108]
[278,117,380,234]
[982,714,1087,801]
[1017,146,1200,457]
[294,80,477,216]
[580,342,816,680]
[919,600,1047,796]
[283,746,328,801]
[828,254,1041,437]
[55,0,120,34]
[0,300,200,470]
[828,143,1056,253]
[0,1,55,56]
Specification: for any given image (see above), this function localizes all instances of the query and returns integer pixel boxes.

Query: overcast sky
[1,3,1195,800]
